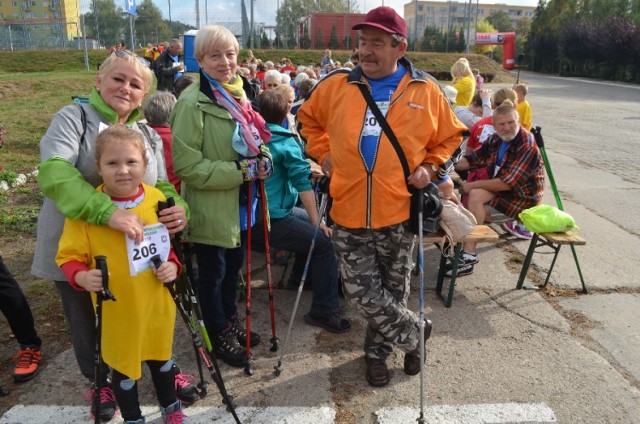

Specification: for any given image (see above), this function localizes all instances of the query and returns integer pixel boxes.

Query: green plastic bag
[518,204,579,233]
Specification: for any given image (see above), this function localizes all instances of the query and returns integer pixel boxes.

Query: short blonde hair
[273,84,294,102]
[95,126,148,167]
[194,25,239,62]
[99,52,153,92]
[514,84,528,96]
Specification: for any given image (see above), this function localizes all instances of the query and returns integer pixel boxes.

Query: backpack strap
[78,104,87,145]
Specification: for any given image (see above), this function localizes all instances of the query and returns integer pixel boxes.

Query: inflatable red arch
[475,32,516,70]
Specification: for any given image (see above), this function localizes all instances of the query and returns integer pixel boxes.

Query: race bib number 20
[126,223,171,276]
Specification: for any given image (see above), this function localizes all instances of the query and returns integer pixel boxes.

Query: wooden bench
[515,231,588,293]
[423,225,499,308]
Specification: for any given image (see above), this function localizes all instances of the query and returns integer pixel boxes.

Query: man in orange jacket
[298,6,465,387]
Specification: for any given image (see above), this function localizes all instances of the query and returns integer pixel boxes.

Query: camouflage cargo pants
[333,223,421,360]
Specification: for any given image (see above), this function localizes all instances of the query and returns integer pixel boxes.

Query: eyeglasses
[265,83,279,88]
[112,49,151,68]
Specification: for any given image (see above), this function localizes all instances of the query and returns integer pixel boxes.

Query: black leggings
[0,256,41,348]
[111,359,176,421]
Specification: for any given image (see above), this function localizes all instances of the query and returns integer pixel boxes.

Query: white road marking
[0,405,335,424]
[1,402,556,423]
[376,403,557,423]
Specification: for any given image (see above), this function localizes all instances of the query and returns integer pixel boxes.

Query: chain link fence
[0,22,85,51]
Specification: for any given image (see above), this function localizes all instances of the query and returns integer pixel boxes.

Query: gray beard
[498,125,521,142]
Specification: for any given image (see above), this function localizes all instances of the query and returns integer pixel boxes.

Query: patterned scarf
[201,71,270,155]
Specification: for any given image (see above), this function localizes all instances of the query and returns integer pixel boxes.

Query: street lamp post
[413,0,418,51]
[250,0,254,49]
[168,0,172,35]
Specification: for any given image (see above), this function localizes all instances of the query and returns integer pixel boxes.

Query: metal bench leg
[570,244,588,293]
[516,234,539,289]
[541,244,562,287]
[435,246,448,298]
[443,243,463,308]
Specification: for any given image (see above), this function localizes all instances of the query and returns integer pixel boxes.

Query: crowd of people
[0,5,545,423]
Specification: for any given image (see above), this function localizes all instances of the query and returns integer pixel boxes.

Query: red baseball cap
[352,6,407,38]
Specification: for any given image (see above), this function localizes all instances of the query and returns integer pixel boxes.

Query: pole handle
[531,126,544,149]
[94,255,115,301]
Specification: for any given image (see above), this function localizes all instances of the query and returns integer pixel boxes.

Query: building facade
[297,12,365,50]
[0,0,80,50]
[404,1,535,44]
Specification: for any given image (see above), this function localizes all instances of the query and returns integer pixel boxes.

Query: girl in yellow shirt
[56,126,186,424]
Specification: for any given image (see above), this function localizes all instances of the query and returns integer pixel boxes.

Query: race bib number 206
[126,223,171,276]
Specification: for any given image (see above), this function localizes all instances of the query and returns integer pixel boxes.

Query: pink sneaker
[175,371,198,405]
[162,400,188,424]
[83,382,118,422]
[503,221,533,240]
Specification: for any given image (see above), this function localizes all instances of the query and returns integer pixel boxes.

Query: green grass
[0,72,96,173]
[0,182,42,237]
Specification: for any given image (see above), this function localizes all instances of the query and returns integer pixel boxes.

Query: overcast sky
[81,0,539,30]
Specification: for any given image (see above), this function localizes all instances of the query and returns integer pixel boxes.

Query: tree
[455,26,466,52]
[420,26,444,52]
[134,0,170,44]
[83,0,127,49]
[344,33,353,50]
[261,30,270,49]
[300,27,311,49]
[328,25,339,49]
[486,10,513,33]
[475,20,497,55]
[315,27,324,49]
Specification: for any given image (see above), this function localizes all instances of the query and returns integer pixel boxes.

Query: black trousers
[0,256,41,348]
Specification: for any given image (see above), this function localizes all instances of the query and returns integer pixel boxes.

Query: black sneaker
[445,263,474,277]
[213,329,247,368]
[228,315,261,348]
[84,381,117,422]
[304,312,352,334]
[444,250,478,270]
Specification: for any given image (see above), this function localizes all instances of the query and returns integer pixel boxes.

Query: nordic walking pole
[159,198,208,396]
[530,127,588,293]
[244,182,255,376]
[150,256,242,424]
[258,179,279,352]
[274,181,329,376]
[415,189,428,424]
[157,241,241,418]
[93,256,115,424]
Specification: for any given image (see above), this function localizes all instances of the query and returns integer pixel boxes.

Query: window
[11,1,18,7]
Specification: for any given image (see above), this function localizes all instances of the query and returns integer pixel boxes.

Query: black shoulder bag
[356,84,442,234]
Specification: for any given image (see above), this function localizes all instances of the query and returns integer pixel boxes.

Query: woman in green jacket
[170,25,272,368]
